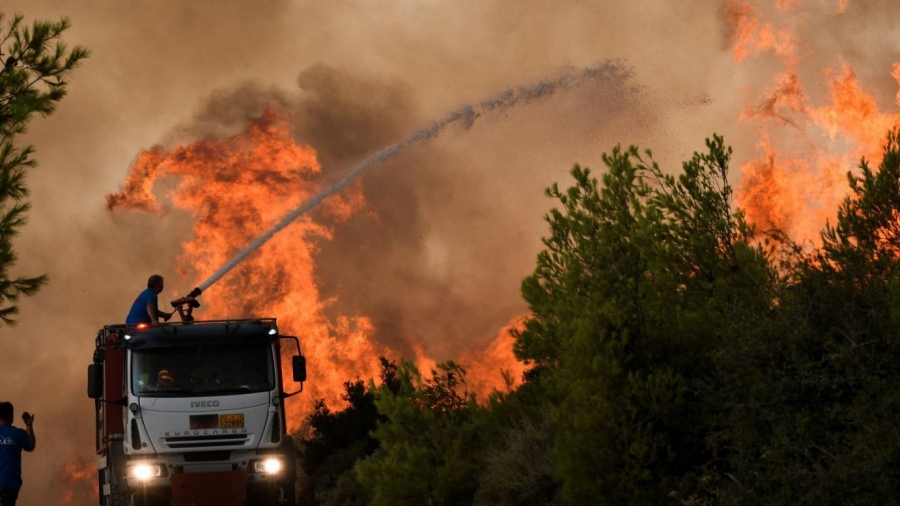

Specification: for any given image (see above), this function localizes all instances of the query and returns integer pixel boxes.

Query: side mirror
[292,355,307,383]
[87,364,103,399]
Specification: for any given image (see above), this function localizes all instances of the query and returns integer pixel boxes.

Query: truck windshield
[131,341,275,396]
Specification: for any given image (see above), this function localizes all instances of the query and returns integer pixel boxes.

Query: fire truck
[87,313,306,506]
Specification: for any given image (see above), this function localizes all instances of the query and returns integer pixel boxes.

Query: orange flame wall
[107,110,522,426]
[728,0,900,243]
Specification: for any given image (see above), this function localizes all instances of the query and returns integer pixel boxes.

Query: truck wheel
[100,441,130,506]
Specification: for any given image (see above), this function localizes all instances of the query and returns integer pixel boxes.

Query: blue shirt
[0,424,33,490]
[126,288,158,325]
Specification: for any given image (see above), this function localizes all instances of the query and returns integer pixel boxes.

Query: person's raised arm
[21,412,35,451]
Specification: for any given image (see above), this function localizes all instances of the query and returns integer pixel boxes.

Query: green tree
[516,136,775,504]
[356,361,482,506]
[714,129,900,505]
[0,12,87,325]
[297,357,400,505]
[313,132,900,505]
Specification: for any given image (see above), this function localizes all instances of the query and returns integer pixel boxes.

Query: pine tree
[515,137,774,503]
[0,12,87,325]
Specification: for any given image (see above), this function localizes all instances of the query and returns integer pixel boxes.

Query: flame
[729,1,900,243]
[459,317,528,396]
[725,0,796,63]
[893,64,900,107]
[108,109,381,422]
[810,63,900,155]
[740,70,806,126]
[108,108,523,425]
[57,458,96,505]
[739,136,847,238]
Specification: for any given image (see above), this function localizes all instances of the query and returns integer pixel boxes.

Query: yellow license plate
[219,414,244,429]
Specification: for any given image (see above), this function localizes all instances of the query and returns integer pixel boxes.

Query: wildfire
[810,63,900,155]
[101,1,899,434]
[728,0,900,243]
[459,317,528,396]
[107,108,524,425]
[725,0,796,63]
[57,458,96,505]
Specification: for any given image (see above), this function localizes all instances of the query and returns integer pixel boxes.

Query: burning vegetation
[70,0,900,504]
[105,107,526,424]
[728,0,900,243]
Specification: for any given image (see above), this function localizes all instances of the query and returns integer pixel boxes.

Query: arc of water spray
[197,61,627,291]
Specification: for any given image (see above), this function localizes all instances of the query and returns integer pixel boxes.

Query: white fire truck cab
[87,318,306,506]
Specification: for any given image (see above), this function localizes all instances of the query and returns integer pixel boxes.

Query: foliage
[303,131,900,505]
[296,357,399,505]
[0,12,87,325]
[473,413,556,506]
[355,360,482,506]
[707,130,900,505]
[514,136,774,504]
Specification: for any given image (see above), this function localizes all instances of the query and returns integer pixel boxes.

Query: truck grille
[162,434,249,449]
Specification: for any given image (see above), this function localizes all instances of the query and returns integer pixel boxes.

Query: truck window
[131,342,275,396]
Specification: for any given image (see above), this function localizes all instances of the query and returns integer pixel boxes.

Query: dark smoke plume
[197,61,632,294]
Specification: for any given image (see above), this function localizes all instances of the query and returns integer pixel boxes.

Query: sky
[0,1,896,504]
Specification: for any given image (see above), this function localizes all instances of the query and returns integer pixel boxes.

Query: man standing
[0,402,35,506]
[126,274,173,325]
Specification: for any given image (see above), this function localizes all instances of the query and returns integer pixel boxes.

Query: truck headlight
[250,457,283,474]
[127,463,166,481]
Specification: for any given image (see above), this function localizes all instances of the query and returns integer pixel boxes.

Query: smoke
[7,1,897,505]
[194,61,631,294]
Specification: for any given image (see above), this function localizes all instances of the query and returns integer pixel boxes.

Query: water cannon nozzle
[171,287,202,308]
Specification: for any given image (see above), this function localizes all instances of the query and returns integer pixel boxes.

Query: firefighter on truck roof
[126,274,174,325]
